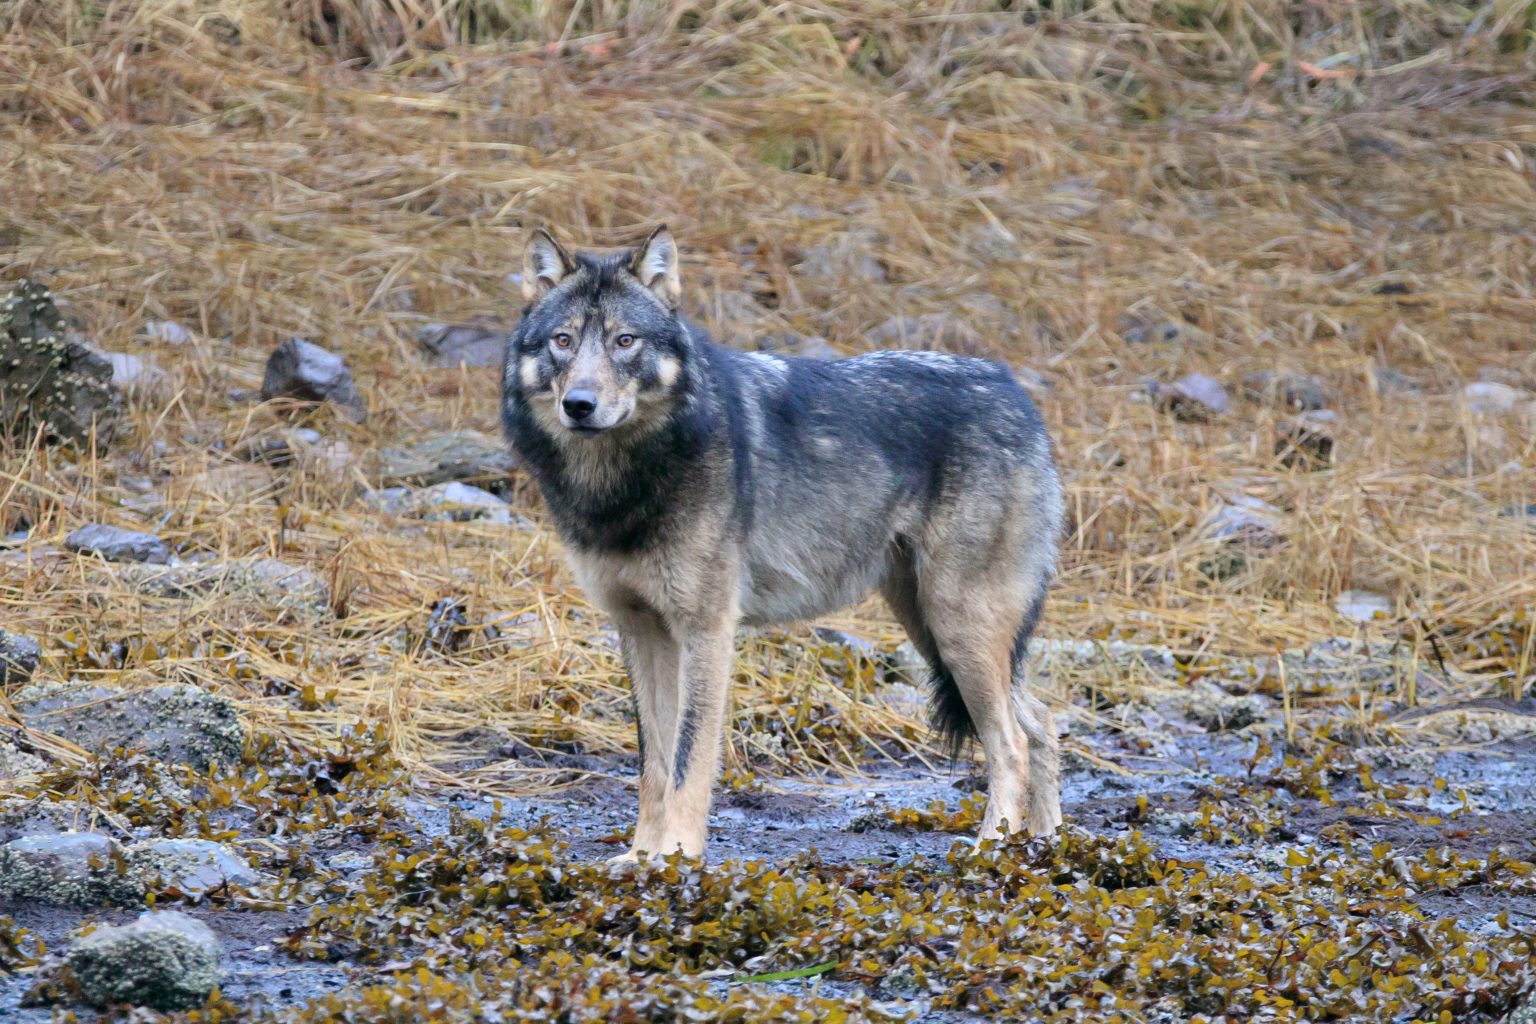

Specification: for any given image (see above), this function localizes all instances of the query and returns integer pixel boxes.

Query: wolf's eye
[552,333,572,349]
[615,333,636,348]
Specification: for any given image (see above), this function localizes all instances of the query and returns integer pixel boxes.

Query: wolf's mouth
[564,412,629,436]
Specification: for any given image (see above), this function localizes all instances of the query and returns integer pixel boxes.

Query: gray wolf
[501,226,1064,861]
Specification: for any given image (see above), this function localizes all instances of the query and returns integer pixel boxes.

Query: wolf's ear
[522,228,575,302]
[629,225,681,308]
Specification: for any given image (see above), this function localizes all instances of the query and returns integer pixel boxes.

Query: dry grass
[2,0,1535,793]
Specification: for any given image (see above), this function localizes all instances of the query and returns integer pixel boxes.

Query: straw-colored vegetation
[2,0,1535,1020]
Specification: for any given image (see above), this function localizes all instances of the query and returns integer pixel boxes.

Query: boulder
[128,838,261,896]
[260,338,365,422]
[14,682,244,771]
[416,322,506,369]
[0,280,119,448]
[0,628,41,685]
[64,523,172,564]
[67,911,220,1011]
[0,833,142,907]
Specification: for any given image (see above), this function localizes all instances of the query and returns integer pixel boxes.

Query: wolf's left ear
[630,225,681,308]
[523,228,575,302]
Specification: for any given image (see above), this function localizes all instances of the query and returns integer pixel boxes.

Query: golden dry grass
[2,0,1535,793]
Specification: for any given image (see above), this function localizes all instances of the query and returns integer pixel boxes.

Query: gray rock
[416,322,506,369]
[376,430,517,491]
[128,838,261,895]
[105,351,168,393]
[1199,495,1283,545]
[1151,373,1228,420]
[14,682,244,771]
[871,682,928,720]
[67,910,220,1010]
[360,486,414,515]
[1334,589,1391,623]
[64,523,171,564]
[869,313,987,356]
[1242,371,1328,412]
[1464,381,1531,415]
[1,280,120,449]
[0,833,142,907]
[0,739,46,780]
[143,320,194,345]
[812,627,878,659]
[1372,366,1418,395]
[1176,680,1276,733]
[1276,410,1336,469]
[235,426,323,466]
[260,338,365,422]
[878,640,929,688]
[0,628,41,685]
[0,797,98,841]
[414,482,515,525]
[118,557,329,613]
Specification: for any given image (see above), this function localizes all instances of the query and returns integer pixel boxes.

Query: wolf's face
[509,226,687,439]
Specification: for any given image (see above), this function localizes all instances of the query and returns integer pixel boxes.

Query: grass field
[3,1,1536,1021]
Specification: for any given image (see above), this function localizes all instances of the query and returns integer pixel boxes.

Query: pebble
[64,523,172,564]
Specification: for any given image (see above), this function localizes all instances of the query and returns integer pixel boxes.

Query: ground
[2,1,1535,1021]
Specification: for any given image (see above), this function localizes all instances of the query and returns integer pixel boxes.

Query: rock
[871,682,928,720]
[0,739,46,780]
[143,320,194,345]
[1117,305,1182,344]
[14,682,244,770]
[1464,381,1532,415]
[118,557,329,613]
[260,338,365,422]
[796,232,886,284]
[1276,410,1336,470]
[1032,638,1177,676]
[360,486,414,515]
[67,910,220,1010]
[869,313,987,356]
[1199,495,1283,545]
[1334,589,1391,623]
[0,833,141,907]
[1150,373,1228,421]
[414,482,516,525]
[416,322,506,369]
[0,628,41,686]
[1175,680,1275,732]
[1242,371,1328,412]
[1,280,120,448]
[812,627,878,659]
[0,797,99,841]
[376,430,517,492]
[64,523,172,564]
[105,351,168,394]
[128,838,260,896]
[879,640,929,688]
[1372,366,1418,395]
[235,427,323,466]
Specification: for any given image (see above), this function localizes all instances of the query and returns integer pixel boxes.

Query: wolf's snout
[562,389,598,421]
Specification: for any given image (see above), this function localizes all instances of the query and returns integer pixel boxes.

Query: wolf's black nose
[562,390,598,421]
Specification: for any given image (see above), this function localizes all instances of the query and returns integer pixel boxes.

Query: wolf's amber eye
[552,332,572,349]
[615,333,636,348]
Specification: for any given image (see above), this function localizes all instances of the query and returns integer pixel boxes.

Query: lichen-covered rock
[0,739,46,781]
[260,337,365,422]
[128,838,261,896]
[14,682,244,771]
[0,280,119,448]
[376,430,517,492]
[0,833,142,907]
[370,481,525,526]
[64,523,172,564]
[66,910,220,1010]
[1149,373,1229,421]
[0,627,41,685]
[116,557,329,614]
[1242,371,1328,412]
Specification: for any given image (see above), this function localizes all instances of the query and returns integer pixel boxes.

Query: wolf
[501,226,1064,862]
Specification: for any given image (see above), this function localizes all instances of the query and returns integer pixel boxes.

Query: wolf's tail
[923,590,1046,756]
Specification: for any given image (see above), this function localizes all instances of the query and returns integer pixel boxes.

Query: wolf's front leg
[611,609,682,864]
[644,621,735,859]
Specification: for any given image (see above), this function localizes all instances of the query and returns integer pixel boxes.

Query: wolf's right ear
[522,228,575,302]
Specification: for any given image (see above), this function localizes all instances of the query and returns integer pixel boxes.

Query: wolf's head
[505,226,689,440]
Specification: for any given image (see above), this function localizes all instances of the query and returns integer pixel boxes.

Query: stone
[67,910,220,1010]
[1150,373,1228,421]
[360,486,414,515]
[1464,381,1531,415]
[878,640,929,689]
[871,682,928,720]
[416,322,506,369]
[414,482,515,525]
[812,627,879,659]
[1276,410,1336,470]
[235,427,323,466]
[260,338,365,421]
[14,682,244,770]
[0,280,119,448]
[0,833,142,907]
[1199,495,1283,545]
[1242,371,1328,412]
[869,313,987,356]
[143,320,194,345]
[105,351,168,394]
[1175,680,1275,733]
[128,838,261,895]
[64,523,172,564]
[118,557,329,613]
[0,628,41,685]
[1372,366,1418,395]
[1334,589,1392,622]
[1117,305,1182,345]
[376,430,517,492]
